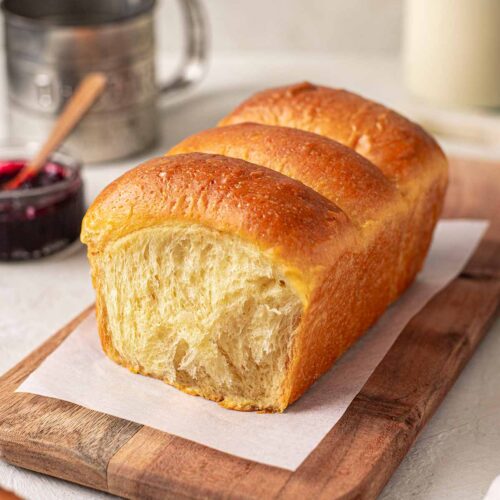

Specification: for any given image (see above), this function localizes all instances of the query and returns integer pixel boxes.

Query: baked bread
[218,83,448,294]
[81,82,448,412]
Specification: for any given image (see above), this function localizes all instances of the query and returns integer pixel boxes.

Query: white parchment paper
[17,220,488,471]
[484,476,500,500]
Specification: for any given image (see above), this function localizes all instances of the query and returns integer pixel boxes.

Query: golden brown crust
[167,123,400,225]
[219,82,446,191]
[82,153,353,275]
[219,82,448,296]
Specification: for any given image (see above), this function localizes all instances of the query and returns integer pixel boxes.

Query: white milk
[403,0,500,108]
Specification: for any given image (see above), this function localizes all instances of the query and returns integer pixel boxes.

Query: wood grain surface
[0,157,498,500]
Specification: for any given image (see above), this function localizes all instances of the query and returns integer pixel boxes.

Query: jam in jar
[0,144,84,260]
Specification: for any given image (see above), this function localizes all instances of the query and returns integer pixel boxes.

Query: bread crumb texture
[99,223,303,411]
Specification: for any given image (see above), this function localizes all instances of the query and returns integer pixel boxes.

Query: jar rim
[0,139,82,202]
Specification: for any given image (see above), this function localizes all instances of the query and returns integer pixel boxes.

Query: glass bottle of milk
[403,0,500,108]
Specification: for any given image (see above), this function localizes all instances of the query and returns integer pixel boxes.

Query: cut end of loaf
[96,223,303,412]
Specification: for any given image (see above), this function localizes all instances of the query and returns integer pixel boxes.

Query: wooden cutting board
[0,157,499,500]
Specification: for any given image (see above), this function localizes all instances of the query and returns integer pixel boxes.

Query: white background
[154,0,402,54]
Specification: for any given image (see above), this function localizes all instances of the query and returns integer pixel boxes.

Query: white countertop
[1,52,499,500]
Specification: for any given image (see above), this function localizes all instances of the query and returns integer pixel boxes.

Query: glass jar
[0,140,84,260]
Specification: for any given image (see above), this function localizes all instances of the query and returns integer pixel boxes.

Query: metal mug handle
[160,0,210,95]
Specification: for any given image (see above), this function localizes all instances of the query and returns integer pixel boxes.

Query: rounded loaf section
[81,153,358,411]
[82,153,352,272]
[167,122,401,226]
[220,82,448,295]
[219,82,447,192]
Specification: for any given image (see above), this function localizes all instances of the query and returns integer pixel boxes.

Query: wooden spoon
[3,72,107,191]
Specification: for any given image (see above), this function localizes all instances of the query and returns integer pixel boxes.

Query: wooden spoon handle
[4,73,107,190]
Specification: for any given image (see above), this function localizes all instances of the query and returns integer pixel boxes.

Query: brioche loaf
[81,82,448,412]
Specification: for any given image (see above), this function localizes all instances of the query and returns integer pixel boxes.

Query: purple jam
[0,159,84,260]
[0,160,67,190]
